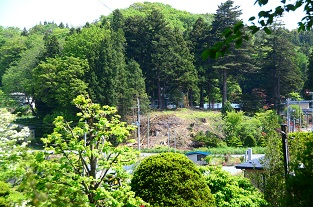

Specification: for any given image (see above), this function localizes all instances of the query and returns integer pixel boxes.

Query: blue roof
[235,156,265,170]
[185,151,211,156]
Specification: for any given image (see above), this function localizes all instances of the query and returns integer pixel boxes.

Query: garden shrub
[192,131,224,148]
[200,166,268,207]
[227,136,243,147]
[0,181,10,207]
[131,152,216,207]
[244,134,257,147]
[287,132,313,206]
[221,101,234,116]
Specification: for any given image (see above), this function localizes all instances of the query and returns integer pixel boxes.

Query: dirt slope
[135,109,223,150]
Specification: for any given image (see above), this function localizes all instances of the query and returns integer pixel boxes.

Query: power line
[96,0,113,12]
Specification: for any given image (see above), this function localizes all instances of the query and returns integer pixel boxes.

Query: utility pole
[286,98,290,133]
[304,90,313,130]
[299,103,301,131]
[174,130,176,153]
[281,124,291,197]
[167,123,170,152]
[281,124,289,179]
[147,113,150,149]
[137,97,140,151]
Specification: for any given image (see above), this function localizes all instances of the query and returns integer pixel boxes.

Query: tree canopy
[131,152,216,207]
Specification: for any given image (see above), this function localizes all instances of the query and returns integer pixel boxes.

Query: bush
[221,101,234,116]
[244,134,257,147]
[192,131,224,148]
[287,132,313,206]
[131,152,216,207]
[227,136,243,147]
[200,166,268,207]
[0,181,10,207]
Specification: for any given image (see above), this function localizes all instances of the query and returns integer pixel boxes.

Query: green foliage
[286,104,302,121]
[2,33,44,117]
[227,136,243,147]
[0,27,27,86]
[304,50,313,91]
[25,95,145,206]
[0,181,10,207]
[203,147,266,155]
[33,56,89,107]
[131,152,216,207]
[223,110,281,147]
[262,130,286,206]
[221,101,234,115]
[32,56,89,121]
[117,2,213,32]
[223,111,262,147]
[244,134,257,147]
[260,29,303,105]
[287,92,303,101]
[124,9,198,108]
[202,0,310,60]
[141,146,266,155]
[200,166,268,207]
[0,108,31,206]
[262,131,313,206]
[287,132,313,206]
[192,130,224,148]
[0,90,19,111]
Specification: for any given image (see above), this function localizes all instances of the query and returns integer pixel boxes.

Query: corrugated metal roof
[235,156,265,170]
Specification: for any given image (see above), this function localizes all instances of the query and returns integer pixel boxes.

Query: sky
[0,0,304,31]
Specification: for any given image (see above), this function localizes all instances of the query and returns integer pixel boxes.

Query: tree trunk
[222,68,227,107]
[200,85,204,108]
[189,89,193,107]
[157,74,162,109]
[275,69,281,114]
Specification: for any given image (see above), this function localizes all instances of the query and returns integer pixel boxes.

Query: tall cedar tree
[112,9,149,118]
[304,50,313,94]
[125,9,197,108]
[209,0,242,107]
[259,28,303,112]
[35,32,62,119]
[188,17,219,108]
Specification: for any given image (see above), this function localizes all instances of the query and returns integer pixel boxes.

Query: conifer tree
[209,0,242,107]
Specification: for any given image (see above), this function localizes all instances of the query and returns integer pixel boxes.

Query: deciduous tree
[26,95,145,206]
[32,56,89,119]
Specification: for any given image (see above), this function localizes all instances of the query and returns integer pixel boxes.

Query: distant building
[10,92,35,108]
[186,151,211,165]
[203,103,240,110]
[235,156,265,190]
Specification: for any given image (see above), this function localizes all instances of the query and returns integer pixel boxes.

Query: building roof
[235,156,265,170]
[185,151,211,156]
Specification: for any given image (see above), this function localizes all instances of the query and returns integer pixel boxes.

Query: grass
[197,146,266,155]
[207,155,244,166]
[140,146,266,155]
[149,108,220,119]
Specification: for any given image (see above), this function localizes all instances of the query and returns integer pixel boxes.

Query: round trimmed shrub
[130,152,216,207]
[244,134,257,147]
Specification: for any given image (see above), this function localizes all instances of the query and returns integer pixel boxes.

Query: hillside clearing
[136,108,223,150]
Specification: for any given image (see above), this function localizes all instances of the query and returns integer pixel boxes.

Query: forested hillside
[1,1,313,136]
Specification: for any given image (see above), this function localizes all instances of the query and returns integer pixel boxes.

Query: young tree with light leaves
[25,95,146,207]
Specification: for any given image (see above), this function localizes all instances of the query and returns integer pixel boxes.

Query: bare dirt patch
[136,109,223,150]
